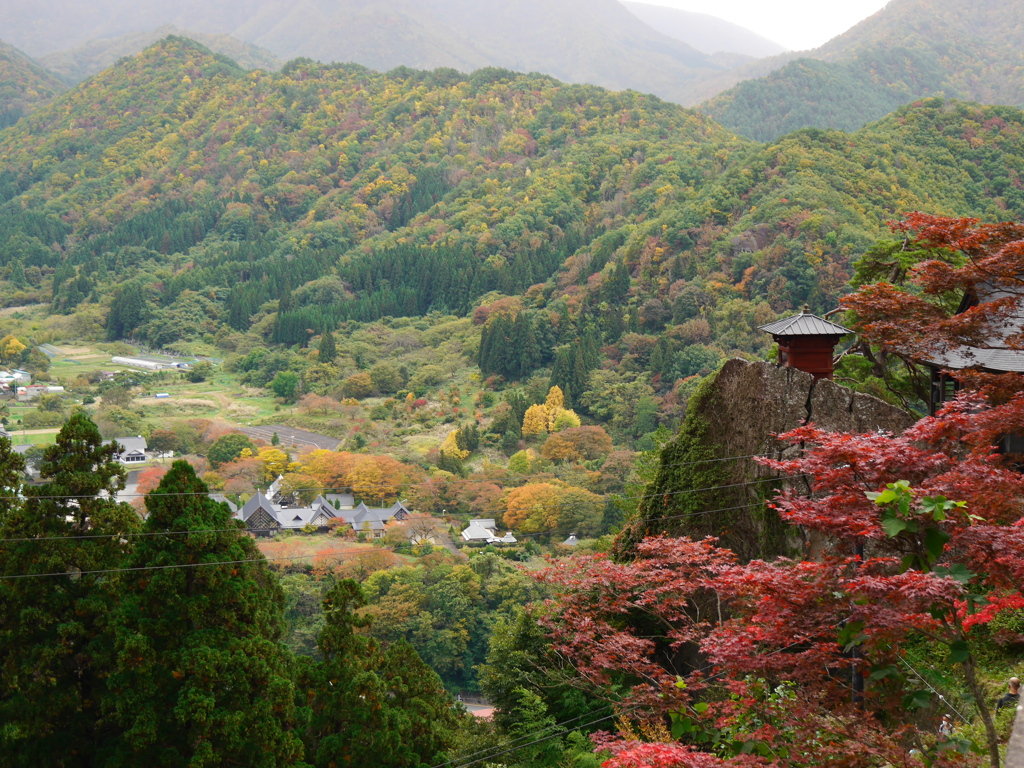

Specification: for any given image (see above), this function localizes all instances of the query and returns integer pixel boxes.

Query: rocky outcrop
[616,359,916,561]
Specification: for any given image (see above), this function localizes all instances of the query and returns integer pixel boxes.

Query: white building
[108,436,148,464]
[111,356,191,371]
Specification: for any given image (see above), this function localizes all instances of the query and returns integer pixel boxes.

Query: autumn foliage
[536,391,1024,767]
[844,213,1024,385]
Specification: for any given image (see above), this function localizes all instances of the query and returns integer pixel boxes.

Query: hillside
[0,0,728,105]
[39,25,282,84]
[701,0,1024,141]
[0,40,65,128]
[621,1,786,58]
[3,39,1024,430]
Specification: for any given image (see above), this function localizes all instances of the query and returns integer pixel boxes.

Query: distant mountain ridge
[621,2,786,58]
[39,25,282,84]
[700,0,1024,140]
[3,36,1024,349]
[0,0,733,105]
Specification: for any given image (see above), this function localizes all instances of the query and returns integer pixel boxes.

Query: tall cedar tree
[103,460,305,767]
[0,414,139,767]
[318,329,337,363]
[301,580,460,768]
[301,580,403,767]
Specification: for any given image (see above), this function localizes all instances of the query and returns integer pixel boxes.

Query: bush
[22,410,66,429]
[342,372,373,399]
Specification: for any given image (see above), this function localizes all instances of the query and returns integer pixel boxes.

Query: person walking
[938,714,954,738]
[995,677,1020,711]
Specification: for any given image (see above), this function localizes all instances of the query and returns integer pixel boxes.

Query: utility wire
[896,654,971,723]
[430,628,846,768]
[0,546,381,581]
[0,497,780,546]
[431,704,641,768]
[5,472,803,503]
[2,449,792,502]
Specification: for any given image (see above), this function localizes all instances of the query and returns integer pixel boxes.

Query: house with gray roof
[461,519,517,546]
[107,436,148,465]
[233,488,411,538]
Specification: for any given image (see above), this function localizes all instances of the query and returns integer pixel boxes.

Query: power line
[432,705,640,768]
[2,449,790,503]
[437,708,628,768]
[5,472,803,503]
[430,627,846,768]
[0,495,786,547]
[0,546,381,581]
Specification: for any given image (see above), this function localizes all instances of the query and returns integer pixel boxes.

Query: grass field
[7,431,58,445]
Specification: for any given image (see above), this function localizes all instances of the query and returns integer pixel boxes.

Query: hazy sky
[640,0,891,51]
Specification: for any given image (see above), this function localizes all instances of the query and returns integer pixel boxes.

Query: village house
[233,480,411,537]
[461,518,517,545]
[107,436,149,465]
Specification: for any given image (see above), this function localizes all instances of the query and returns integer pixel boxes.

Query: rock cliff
[616,358,917,561]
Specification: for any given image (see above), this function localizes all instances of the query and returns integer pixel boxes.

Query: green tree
[207,433,255,467]
[271,370,300,403]
[185,360,213,383]
[0,414,139,767]
[103,460,306,767]
[106,282,151,341]
[302,580,408,767]
[318,329,337,363]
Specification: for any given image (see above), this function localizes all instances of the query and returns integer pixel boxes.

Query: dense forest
[3,38,1024,366]
[0,40,65,129]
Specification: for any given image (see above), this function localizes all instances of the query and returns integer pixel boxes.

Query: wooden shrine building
[759,307,851,381]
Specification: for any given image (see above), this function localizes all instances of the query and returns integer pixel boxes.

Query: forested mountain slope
[3,38,1024,392]
[701,0,1024,141]
[0,0,725,105]
[39,25,282,84]
[0,40,65,129]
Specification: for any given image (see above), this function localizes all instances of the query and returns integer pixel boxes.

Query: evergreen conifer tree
[103,461,305,767]
[319,329,337,363]
[0,414,139,767]
[301,581,412,768]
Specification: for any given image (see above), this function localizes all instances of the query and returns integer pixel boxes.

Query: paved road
[238,425,341,451]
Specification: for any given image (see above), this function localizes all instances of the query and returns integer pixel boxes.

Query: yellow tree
[257,447,294,483]
[0,335,26,365]
[503,482,563,533]
[346,455,385,504]
[545,385,565,411]
[522,404,549,436]
[440,430,470,460]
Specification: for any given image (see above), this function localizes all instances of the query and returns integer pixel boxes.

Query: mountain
[0,0,727,105]
[39,25,282,84]
[3,37,1024,378]
[0,40,65,128]
[701,0,1024,141]
[621,2,786,59]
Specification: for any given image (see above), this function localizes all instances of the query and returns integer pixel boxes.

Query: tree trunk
[963,650,1000,768]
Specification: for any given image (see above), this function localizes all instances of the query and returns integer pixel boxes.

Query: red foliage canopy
[536,391,1024,768]
[843,213,1024,367]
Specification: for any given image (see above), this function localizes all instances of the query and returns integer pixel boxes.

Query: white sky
[639,0,892,51]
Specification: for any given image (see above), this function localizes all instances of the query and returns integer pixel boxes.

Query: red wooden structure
[759,306,851,381]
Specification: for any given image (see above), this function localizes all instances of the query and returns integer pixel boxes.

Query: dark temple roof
[759,307,851,337]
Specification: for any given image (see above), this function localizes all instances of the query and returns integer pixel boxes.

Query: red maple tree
[843,213,1024,395]
[536,394,1024,768]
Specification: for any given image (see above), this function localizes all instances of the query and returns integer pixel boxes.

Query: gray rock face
[618,358,916,561]
[711,358,916,467]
